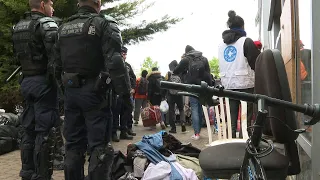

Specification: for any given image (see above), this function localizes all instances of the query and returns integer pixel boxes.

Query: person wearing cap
[254,40,262,51]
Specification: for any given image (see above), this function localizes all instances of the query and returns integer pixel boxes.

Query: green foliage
[0,0,181,112]
[209,57,220,77]
[0,0,27,112]
[102,0,181,45]
[140,57,158,73]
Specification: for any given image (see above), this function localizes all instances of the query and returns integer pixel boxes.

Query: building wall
[257,0,318,179]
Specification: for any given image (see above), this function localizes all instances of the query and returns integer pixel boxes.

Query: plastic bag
[160,100,169,113]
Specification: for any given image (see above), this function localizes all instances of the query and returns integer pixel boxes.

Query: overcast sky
[298,0,312,50]
[104,0,260,75]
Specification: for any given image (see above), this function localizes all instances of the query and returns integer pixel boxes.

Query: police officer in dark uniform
[122,47,136,136]
[12,0,59,179]
[53,0,132,179]
[111,47,136,142]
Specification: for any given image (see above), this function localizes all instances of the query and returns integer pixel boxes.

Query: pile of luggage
[0,110,21,155]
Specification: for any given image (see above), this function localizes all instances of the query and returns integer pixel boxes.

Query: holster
[93,71,111,94]
[61,72,81,88]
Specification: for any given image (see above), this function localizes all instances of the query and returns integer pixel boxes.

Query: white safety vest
[218,37,255,89]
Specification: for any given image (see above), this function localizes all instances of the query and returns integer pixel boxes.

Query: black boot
[33,142,53,179]
[19,143,35,180]
[169,128,177,133]
[112,133,120,142]
[127,129,136,136]
[64,150,86,180]
[181,123,186,133]
[120,131,133,140]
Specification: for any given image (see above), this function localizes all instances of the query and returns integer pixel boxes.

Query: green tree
[0,0,181,112]
[209,57,220,77]
[140,57,158,73]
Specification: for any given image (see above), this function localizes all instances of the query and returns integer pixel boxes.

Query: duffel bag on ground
[141,104,161,127]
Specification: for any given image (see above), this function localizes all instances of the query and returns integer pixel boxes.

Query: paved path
[0,123,217,180]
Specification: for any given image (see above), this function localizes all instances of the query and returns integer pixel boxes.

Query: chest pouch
[62,73,81,88]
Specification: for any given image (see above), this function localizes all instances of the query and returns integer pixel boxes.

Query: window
[296,0,312,142]
[296,0,312,179]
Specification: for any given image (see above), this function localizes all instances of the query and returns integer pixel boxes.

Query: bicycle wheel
[241,157,266,180]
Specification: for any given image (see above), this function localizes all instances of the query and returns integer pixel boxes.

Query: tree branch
[121,15,182,45]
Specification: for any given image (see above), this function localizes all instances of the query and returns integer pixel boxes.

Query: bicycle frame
[239,98,268,180]
[160,81,320,180]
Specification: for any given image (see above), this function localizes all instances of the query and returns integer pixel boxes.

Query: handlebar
[160,81,320,126]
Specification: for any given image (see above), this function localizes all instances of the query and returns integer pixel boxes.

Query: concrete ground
[0,122,217,180]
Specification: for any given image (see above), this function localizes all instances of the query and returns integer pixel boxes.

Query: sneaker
[134,121,139,126]
[191,134,200,140]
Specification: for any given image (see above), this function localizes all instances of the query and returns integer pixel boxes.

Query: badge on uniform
[88,25,96,35]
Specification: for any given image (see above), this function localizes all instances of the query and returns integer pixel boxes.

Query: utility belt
[61,72,111,94]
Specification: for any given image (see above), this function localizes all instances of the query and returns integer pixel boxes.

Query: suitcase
[141,105,161,127]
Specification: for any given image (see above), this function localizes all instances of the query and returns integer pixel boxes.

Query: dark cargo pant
[19,75,59,180]
[63,79,113,180]
[229,88,254,138]
[167,94,185,129]
[112,95,133,134]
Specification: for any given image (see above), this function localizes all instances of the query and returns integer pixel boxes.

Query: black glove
[122,93,133,110]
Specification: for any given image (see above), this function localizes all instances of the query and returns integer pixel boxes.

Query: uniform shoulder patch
[39,17,58,31]
[39,17,55,24]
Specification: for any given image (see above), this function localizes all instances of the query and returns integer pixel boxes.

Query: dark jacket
[125,61,136,89]
[166,60,182,81]
[222,29,261,70]
[164,60,183,97]
[147,71,164,99]
[173,46,212,86]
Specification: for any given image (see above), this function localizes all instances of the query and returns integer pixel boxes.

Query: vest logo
[88,25,96,35]
[224,46,237,62]
[61,23,84,35]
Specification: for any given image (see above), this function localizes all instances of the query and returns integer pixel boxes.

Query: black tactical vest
[58,13,104,77]
[12,14,47,76]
